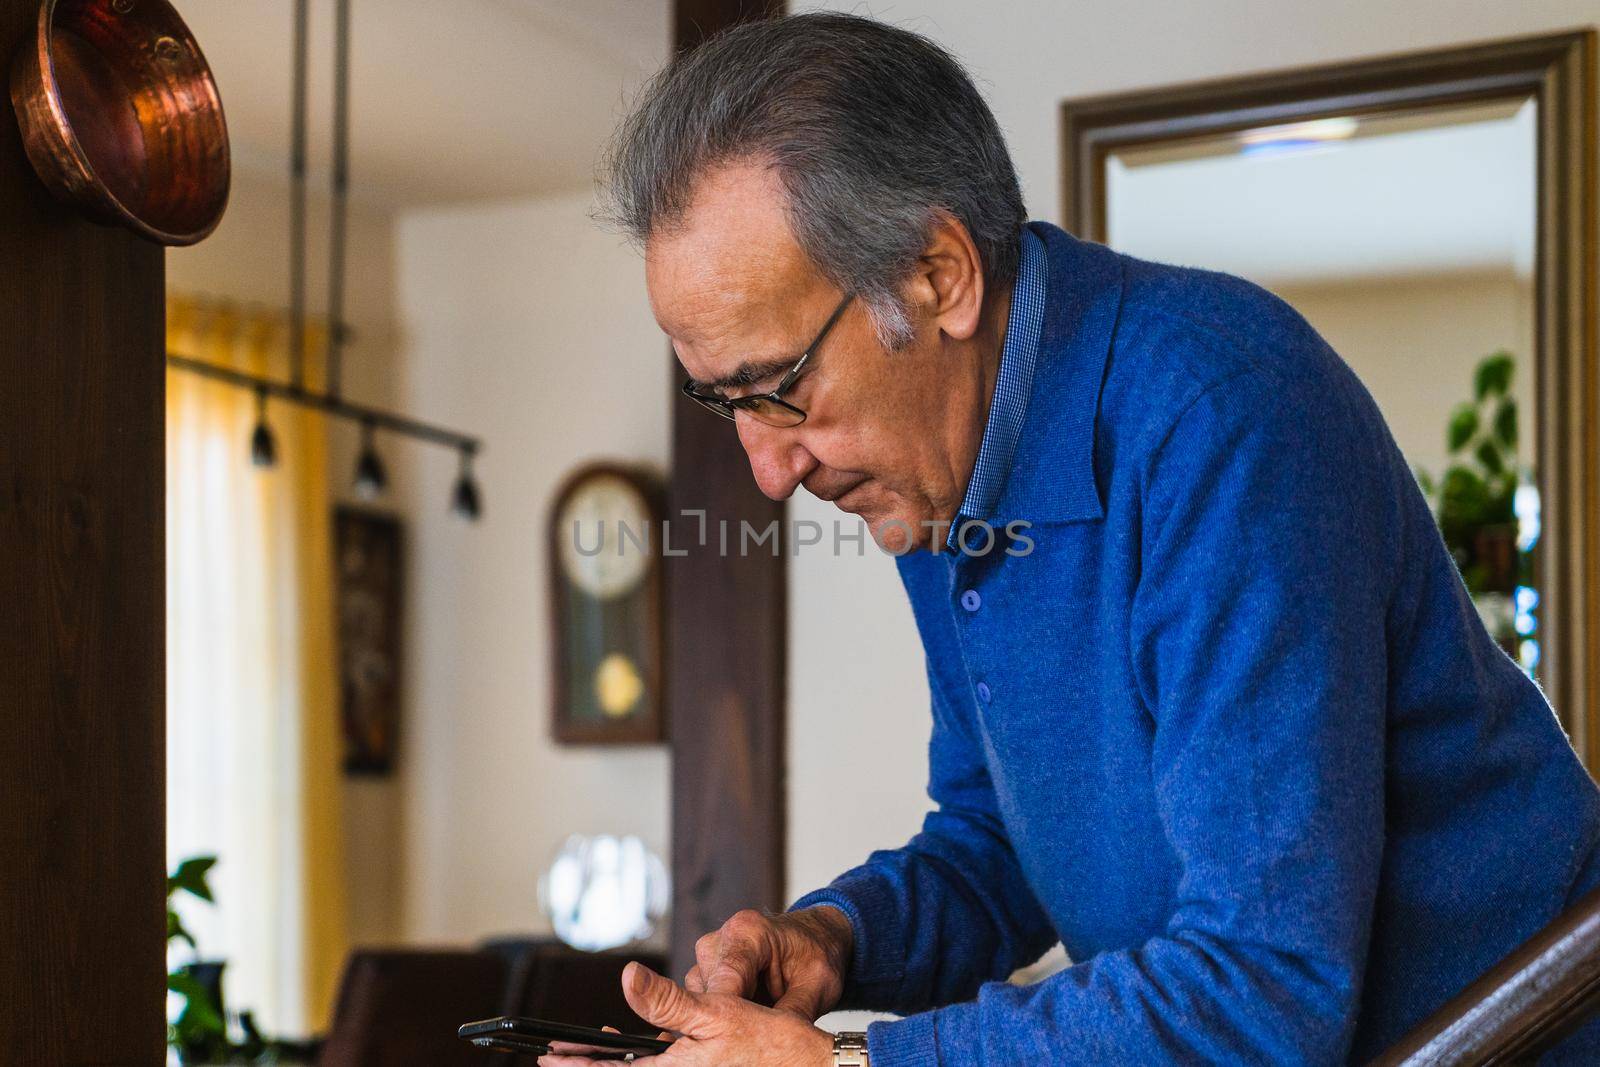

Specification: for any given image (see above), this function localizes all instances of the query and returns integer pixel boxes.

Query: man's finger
[703,916,770,997]
[772,977,830,1021]
[702,959,756,997]
[623,961,716,1035]
[684,963,705,993]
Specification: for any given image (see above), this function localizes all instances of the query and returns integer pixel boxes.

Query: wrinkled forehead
[644,162,830,354]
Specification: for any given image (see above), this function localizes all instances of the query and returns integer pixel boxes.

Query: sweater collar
[947,227,1048,549]
[983,221,1124,527]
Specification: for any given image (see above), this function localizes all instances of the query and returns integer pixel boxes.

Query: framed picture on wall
[335,506,404,774]
[550,463,666,744]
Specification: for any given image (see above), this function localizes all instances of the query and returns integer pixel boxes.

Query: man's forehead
[644,162,818,344]
[646,240,794,340]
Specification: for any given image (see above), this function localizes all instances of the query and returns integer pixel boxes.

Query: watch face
[557,473,653,599]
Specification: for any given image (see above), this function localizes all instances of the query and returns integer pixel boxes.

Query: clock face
[557,473,653,600]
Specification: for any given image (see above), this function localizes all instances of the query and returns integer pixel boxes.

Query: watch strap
[833,1031,869,1066]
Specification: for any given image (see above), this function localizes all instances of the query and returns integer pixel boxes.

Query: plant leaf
[1415,467,1436,497]
[1475,351,1514,400]
[168,972,227,1035]
[1494,398,1517,450]
[1439,466,1491,528]
[170,855,217,903]
[1476,439,1505,477]
[1447,404,1480,452]
[167,908,195,950]
[1486,476,1518,525]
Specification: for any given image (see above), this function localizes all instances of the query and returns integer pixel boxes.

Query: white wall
[785,0,1595,939]
[393,192,671,944]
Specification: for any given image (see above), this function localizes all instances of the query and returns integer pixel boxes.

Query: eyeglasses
[680,294,853,428]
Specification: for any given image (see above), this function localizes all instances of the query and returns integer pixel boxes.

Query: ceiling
[1106,99,1537,286]
[184,0,671,208]
[187,2,1535,283]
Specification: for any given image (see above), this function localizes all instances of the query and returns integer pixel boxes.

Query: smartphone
[458,1016,675,1060]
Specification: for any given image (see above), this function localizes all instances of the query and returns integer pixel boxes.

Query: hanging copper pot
[9,0,229,246]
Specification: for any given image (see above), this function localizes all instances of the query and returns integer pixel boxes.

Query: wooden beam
[0,0,167,1059]
[674,0,782,51]
[666,0,787,983]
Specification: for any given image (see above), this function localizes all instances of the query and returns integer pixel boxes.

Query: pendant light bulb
[451,448,482,522]
[250,389,277,468]
[353,419,387,499]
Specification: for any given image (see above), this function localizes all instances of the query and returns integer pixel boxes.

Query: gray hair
[599,12,1025,348]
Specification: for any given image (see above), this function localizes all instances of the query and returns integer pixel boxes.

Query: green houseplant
[167,856,310,1064]
[168,855,230,1061]
[1415,350,1525,596]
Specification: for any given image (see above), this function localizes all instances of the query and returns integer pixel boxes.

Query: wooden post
[0,0,167,1059]
[666,0,787,983]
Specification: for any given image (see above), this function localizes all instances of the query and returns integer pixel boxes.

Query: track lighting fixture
[167,0,483,513]
[353,419,387,499]
[250,388,277,468]
[451,448,482,522]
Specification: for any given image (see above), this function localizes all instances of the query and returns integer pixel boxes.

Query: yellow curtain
[165,294,349,1038]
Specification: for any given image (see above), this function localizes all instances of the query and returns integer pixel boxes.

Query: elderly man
[543,12,1600,1067]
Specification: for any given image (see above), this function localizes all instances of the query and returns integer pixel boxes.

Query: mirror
[1063,32,1598,767]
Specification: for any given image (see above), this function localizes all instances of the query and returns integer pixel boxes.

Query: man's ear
[901,211,986,342]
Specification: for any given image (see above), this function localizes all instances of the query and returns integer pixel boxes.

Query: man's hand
[536,961,836,1067]
[685,906,854,1021]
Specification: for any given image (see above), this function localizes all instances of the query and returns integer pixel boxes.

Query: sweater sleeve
[789,657,1058,1014]
[862,371,1396,1065]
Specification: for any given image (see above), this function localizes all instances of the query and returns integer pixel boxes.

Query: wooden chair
[496,938,664,1030]
[317,949,508,1067]
[477,937,668,1065]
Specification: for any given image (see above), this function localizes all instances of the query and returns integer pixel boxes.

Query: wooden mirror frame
[1062,30,1600,769]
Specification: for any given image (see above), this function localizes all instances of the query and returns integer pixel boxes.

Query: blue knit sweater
[791,223,1600,1065]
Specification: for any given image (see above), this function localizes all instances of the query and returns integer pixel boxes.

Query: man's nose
[735,415,816,501]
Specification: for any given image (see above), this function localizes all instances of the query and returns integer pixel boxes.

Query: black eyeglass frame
[679,294,854,427]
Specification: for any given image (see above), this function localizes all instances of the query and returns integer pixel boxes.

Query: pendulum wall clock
[550,463,666,744]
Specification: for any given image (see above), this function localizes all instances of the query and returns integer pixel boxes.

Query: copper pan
[9,0,229,246]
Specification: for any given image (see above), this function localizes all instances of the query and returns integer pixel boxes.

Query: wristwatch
[833,1031,869,1066]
